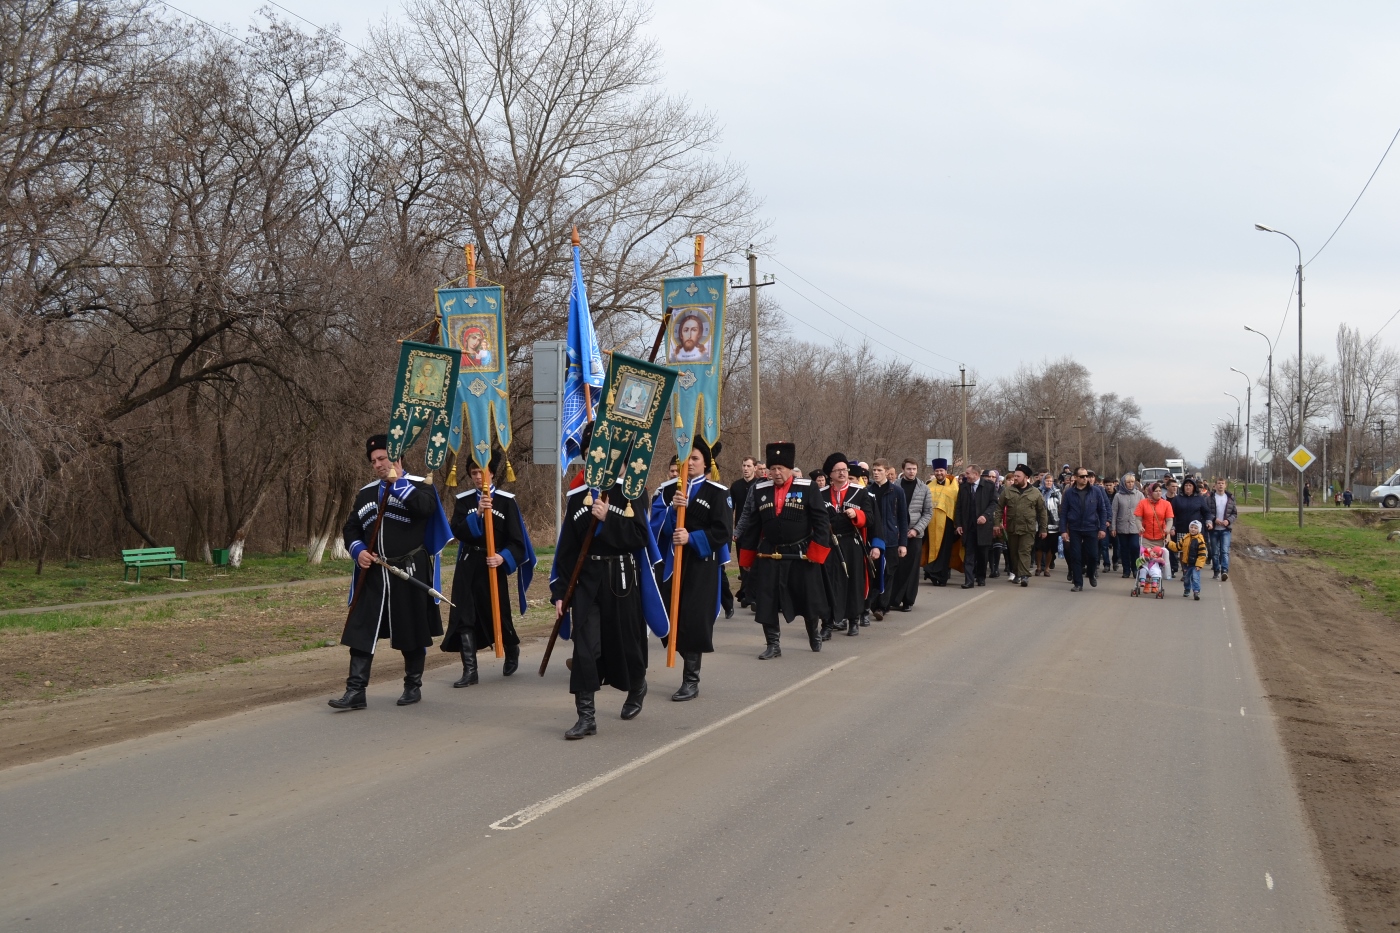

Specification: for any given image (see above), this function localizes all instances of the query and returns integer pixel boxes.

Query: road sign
[1287,445,1315,472]
[531,340,565,466]
[926,439,953,466]
[1255,449,1275,465]
[1007,452,1028,473]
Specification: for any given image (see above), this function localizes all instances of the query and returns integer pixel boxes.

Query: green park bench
[121,547,188,583]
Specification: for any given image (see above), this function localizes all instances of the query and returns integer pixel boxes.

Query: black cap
[366,434,388,461]
[765,442,795,469]
[693,436,720,473]
[1014,463,1032,477]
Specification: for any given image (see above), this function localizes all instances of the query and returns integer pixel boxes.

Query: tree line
[1,0,1185,570]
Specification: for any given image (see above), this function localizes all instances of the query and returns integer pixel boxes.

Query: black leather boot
[621,679,647,719]
[860,611,872,627]
[820,620,834,641]
[672,653,701,701]
[453,630,478,687]
[397,649,425,706]
[502,641,519,677]
[845,615,859,636]
[328,651,372,710]
[565,691,597,739]
[831,618,848,632]
[805,617,823,652]
[757,623,781,659]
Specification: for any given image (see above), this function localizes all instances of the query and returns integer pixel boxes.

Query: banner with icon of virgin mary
[437,286,512,468]
[661,274,726,458]
[386,340,462,470]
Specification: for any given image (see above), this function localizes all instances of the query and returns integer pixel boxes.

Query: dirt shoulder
[0,618,556,771]
[1232,521,1400,932]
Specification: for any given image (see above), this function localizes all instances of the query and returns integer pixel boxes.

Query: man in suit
[953,464,997,589]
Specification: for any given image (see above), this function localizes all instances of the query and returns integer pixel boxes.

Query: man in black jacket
[867,458,908,620]
[730,456,758,609]
[953,464,997,588]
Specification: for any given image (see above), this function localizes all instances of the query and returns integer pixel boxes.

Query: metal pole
[1230,367,1251,494]
[749,247,760,459]
[1225,393,1241,482]
[1297,254,1304,525]
[1112,442,1119,480]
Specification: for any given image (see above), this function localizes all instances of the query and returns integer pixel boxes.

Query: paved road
[0,574,1339,932]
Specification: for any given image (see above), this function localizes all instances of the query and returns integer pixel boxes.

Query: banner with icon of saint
[582,353,679,501]
[386,340,462,471]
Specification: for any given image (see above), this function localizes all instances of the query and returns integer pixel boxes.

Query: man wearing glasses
[1059,468,1111,592]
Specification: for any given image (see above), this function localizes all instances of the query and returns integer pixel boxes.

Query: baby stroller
[1132,546,1167,599]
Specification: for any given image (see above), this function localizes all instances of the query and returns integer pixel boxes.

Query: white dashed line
[1241,707,1246,716]
[900,590,995,637]
[489,656,860,830]
[1265,872,1274,890]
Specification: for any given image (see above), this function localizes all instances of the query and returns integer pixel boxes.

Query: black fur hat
[822,452,850,477]
[365,434,388,461]
[765,442,795,469]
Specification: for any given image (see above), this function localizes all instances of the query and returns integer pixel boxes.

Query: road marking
[1265,872,1274,890]
[899,591,995,637]
[489,656,860,830]
[1241,707,1246,716]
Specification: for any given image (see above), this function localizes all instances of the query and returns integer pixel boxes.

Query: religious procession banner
[661,274,726,457]
[386,340,462,471]
[437,286,512,468]
[582,353,678,501]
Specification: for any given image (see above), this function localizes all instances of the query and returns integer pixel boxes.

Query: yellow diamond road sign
[1287,445,1316,472]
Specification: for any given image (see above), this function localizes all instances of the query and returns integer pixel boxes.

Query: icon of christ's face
[680,317,701,351]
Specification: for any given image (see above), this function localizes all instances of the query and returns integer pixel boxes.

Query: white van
[1165,459,1185,483]
[1369,474,1400,508]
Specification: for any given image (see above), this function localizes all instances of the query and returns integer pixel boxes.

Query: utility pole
[953,365,976,466]
[1230,367,1252,492]
[1095,429,1107,478]
[748,248,760,460]
[730,246,773,460]
[1038,408,1057,474]
[1071,421,1087,470]
[1111,442,1119,480]
[1343,410,1354,498]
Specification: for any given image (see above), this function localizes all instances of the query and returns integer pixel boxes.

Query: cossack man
[650,438,733,701]
[735,442,832,657]
[441,450,535,687]
[818,452,876,639]
[331,434,453,711]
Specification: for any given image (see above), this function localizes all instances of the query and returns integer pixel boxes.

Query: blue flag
[561,245,604,473]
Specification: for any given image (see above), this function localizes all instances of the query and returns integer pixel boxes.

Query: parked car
[1370,474,1400,508]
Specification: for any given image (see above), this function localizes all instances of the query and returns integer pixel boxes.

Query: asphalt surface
[0,572,1340,932]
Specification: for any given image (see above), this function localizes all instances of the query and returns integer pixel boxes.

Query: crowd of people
[330,434,1240,740]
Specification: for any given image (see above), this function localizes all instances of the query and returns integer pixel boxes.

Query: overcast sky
[174,0,1400,463]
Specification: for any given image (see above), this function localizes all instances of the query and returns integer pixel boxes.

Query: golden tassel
[446,463,458,487]
[623,501,634,517]
[505,460,516,482]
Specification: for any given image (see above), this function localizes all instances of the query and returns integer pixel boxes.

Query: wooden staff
[665,234,705,669]
[462,243,507,659]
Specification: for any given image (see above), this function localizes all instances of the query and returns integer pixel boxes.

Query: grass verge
[1239,509,1400,620]
[0,552,353,611]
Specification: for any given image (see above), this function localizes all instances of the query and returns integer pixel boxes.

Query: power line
[770,276,958,380]
[153,0,255,47]
[767,255,967,367]
[1306,122,1400,267]
[153,0,365,54]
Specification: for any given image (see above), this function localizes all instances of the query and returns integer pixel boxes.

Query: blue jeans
[1116,533,1140,575]
[1210,529,1231,574]
[1182,566,1200,594]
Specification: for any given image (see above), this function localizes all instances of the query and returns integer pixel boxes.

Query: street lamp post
[1230,367,1252,493]
[1111,442,1119,480]
[1377,420,1388,484]
[1255,223,1305,527]
[1225,392,1242,483]
[1244,325,1275,513]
